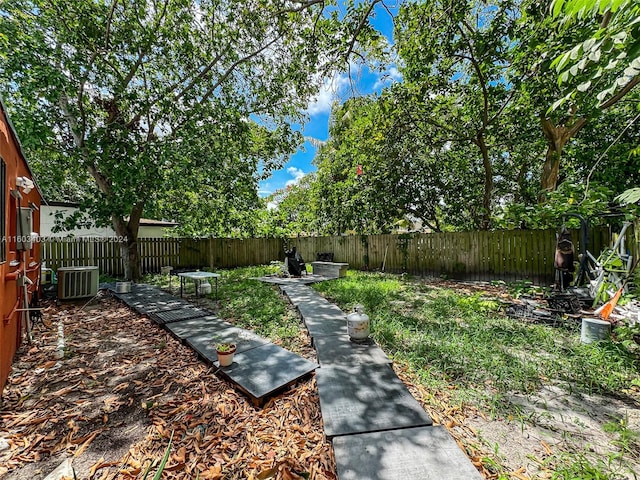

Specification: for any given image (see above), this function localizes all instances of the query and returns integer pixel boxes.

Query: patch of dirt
[0,293,334,480]
[397,367,640,479]
[465,386,640,479]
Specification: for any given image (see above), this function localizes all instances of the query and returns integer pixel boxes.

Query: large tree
[394,0,521,229]
[0,0,387,278]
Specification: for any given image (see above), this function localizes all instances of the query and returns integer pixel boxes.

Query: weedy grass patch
[313,271,640,478]
[312,271,639,409]
[144,265,308,353]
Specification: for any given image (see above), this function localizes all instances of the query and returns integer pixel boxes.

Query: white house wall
[41,205,173,238]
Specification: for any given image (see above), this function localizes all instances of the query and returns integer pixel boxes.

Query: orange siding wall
[0,104,41,396]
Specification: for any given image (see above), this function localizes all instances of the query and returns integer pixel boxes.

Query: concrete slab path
[104,283,317,406]
[262,277,483,480]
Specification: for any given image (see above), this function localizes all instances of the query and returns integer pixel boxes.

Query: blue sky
[258,3,399,198]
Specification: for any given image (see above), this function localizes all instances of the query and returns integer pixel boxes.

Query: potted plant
[215,342,236,367]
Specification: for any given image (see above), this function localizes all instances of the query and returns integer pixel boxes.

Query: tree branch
[458,19,489,127]
[277,0,325,14]
[58,87,84,148]
[197,34,284,107]
[87,164,113,196]
[599,76,640,110]
[120,49,147,92]
[127,201,145,234]
[343,0,380,64]
[583,111,640,201]
[174,51,226,103]
[104,0,118,50]
[566,116,587,139]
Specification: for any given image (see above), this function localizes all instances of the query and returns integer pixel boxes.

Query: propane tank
[347,304,370,342]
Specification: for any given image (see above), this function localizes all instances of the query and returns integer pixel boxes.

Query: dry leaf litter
[0,293,335,480]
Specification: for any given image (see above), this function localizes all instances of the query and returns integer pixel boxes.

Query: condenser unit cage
[57,266,99,300]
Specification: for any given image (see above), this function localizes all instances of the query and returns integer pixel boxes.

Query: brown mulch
[0,294,335,480]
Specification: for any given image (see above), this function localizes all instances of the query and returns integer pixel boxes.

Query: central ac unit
[57,266,99,300]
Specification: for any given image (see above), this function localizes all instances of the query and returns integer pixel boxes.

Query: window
[0,156,5,262]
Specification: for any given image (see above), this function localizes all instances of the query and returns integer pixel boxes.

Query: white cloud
[306,72,351,116]
[372,65,403,90]
[285,166,306,186]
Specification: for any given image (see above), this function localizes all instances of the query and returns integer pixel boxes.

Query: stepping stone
[280,285,324,305]
[291,297,344,315]
[165,315,233,342]
[152,306,209,325]
[333,426,484,480]
[303,315,346,338]
[298,302,344,319]
[314,335,391,367]
[115,292,149,303]
[298,304,346,338]
[256,276,325,286]
[316,364,432,438]
[216,343,317,405]
[131,299,189,315]
[131,283,158,293]
[120,291,173,302]
[186,326,269,363]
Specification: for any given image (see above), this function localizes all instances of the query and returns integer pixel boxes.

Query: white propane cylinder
[347,304,370,342]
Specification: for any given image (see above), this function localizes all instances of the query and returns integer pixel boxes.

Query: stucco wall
[41,205,175,238]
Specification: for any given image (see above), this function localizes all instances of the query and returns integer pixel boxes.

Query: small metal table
[177,271,220,299]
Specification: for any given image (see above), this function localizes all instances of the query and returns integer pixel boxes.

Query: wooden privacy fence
[39,226,627,283]
[40,237,284,276]
[41,238,181,276]
[289,228,612,283]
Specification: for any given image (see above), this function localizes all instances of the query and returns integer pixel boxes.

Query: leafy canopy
[550,0,640,109]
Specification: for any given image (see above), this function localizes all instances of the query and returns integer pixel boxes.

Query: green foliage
[548,451,628,480]
[550,0,640,109]
[0,0,389,276]
[258,174,320,236]
[602,415,639,455]
[493,181,617,229]
[216,266,306,352]
[276,0,640,234]
[142,430,173,480]
[505,280,548,299]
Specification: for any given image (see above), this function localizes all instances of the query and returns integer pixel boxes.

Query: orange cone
[600,287,623,321]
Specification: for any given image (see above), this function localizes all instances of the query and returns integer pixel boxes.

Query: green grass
[313,271,640,478]
[216,266,305,352]
[312,271,640,410]
[142,265,307,353]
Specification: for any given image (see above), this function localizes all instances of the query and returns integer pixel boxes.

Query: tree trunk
[475,133,493,230]
[539,116,586,200]
[111,202,144,280]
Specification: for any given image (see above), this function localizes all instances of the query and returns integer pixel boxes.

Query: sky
[257,3,400,198]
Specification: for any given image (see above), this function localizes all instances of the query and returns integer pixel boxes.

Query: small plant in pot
[215,342,236,367]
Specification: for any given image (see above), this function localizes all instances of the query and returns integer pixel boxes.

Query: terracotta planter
[216,344,236,367]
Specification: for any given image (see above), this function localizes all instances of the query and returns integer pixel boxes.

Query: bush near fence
[39,225,631,284]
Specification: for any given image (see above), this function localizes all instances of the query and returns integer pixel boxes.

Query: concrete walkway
[102,283,316,406]
[269,280,483,480]
[105,278,483,478]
